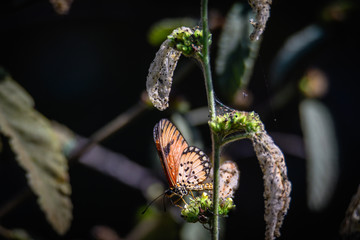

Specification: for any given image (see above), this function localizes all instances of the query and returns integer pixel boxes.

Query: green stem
[201,0,216,120]
[221,132,252,147]
[200,0,220,239]
[211,134,221,240]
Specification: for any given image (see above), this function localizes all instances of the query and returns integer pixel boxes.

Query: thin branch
[76,136,162,199]
[0,187,32,219]
[69,99,148,162]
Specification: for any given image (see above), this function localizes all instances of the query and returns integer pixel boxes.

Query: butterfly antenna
[162,193,167,212]
[142,192,166,214]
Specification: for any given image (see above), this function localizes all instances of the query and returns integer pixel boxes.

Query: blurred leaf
[299,68,329,98]
[49,0,73,15]
[180,221,210,240]
[215,3,261,102]
[51,121,77,156]
[321,1,354,22]
[91,225,121,240]
[9,228,34,240]
[269,25,325,88]
[0,75,72,235]
[147,18,197,46]
[299,99,339,211]
[0,226,34,240]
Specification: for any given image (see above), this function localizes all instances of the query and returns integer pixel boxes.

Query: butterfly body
[153,119,213,198]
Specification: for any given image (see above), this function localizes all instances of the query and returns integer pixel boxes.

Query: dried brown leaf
[0,76,72,235]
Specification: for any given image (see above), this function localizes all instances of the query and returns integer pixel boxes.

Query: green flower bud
[182,204,200,223]
[184,40,191,46]
[219,198,236,215]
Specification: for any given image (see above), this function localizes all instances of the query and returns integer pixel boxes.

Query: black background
[1,0,360,239]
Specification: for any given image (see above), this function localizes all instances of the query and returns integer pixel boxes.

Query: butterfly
[153,119,213,199]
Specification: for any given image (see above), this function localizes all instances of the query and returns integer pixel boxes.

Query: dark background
[1,0,360,239]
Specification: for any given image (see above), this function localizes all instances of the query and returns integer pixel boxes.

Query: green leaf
[269,25,324,89]
[299,99,339,211]
[10,228,34,240]
[0,75,72,235]
[215,3,261,102]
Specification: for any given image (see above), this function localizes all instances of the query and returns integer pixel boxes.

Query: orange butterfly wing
[176,147,211,188]
[153,119,189,188]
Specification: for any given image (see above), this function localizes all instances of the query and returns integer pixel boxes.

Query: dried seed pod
[248,0,272,41]
[219,161,240,202]
[251,127,291,240]
[146,39,181,111]
[340,184,360,238]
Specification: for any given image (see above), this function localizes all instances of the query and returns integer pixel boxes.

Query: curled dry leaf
[251,126,291,240]
[0,76,72,235]
[146,39,181,111]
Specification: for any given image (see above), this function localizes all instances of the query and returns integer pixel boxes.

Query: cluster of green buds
[181,192,236,224]
[219,197,236,215]
[209,110,263,137]
[167,27,210,57]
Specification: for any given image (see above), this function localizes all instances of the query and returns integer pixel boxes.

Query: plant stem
[221,132,252,146]
[200,0,220,239]
[69,100,147,162]
[211,134,221,240]
[201,0,216,121]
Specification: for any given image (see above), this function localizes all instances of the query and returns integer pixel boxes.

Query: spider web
[214,97,238,116]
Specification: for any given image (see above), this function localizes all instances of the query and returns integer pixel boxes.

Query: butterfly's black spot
[185,167,189,172]
[163,140,174,156]
[187,181,191,184]
[190,161,193,164]
[192,171,195,174]
[194,176,198,179]
[179,173,182,176]
[180,163,183,167]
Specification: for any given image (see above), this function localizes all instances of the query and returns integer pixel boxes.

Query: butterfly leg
[189,190,195,199]
[172,197,185,209]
